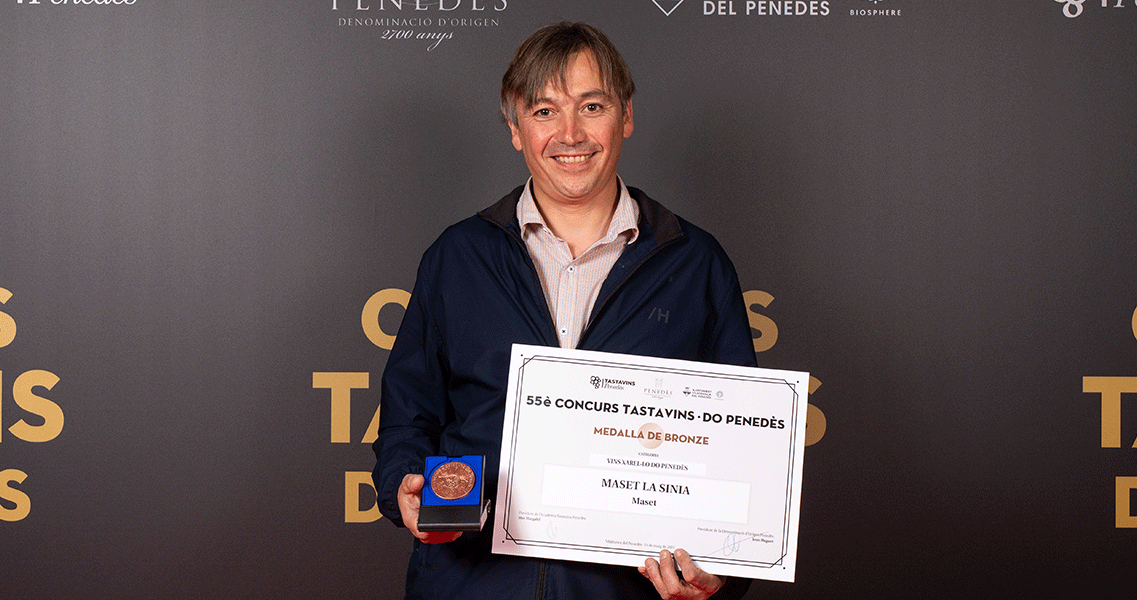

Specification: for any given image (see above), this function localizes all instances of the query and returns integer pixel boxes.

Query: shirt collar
[517,177,640,245]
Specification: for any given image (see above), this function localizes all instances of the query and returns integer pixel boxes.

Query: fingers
[640,550,683,599]
[400,473,425,495]
[638,556,664,597]
[658,548,679,585]
[671,548,723,595]
[397,474,426,538]
[397,473,462,544]
[638,549,724,600]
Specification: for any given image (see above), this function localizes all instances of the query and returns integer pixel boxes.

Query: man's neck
[532,181,620,259]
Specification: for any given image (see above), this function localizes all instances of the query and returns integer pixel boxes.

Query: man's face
[509,51,634,210]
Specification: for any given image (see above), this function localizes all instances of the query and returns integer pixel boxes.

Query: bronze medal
[430,461,476,501]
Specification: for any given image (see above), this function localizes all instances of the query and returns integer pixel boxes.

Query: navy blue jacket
[374,185,757,599]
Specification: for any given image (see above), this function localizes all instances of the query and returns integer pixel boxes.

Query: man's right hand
[398,473,463,544]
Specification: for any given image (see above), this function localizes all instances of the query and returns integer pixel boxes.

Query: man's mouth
[554,153,595,164]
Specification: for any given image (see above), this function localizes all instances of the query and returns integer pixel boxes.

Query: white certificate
[492,344,808,583]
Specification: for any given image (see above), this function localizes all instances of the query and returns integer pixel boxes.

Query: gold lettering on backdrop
[345,471,382,523]
[313,372,372,443]
[744,290,778,353]
[1083,377,1137,448]
[8,370,64,443]
[745,289,826,445]
[362,288,410,350]
[1117,477,1137,528]
[1082,305,1137,528]
[0,287,65,522]
[313,374,382,523]
[0,469,31,522]
[0,288,16,348]
[805,377,826,447]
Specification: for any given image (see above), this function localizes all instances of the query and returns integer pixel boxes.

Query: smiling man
[506,48,632,259]
[374,22,757,600]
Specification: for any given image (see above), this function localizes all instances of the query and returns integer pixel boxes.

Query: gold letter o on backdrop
[362,288,411,350]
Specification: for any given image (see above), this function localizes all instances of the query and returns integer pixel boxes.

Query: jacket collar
[477,183,684,248]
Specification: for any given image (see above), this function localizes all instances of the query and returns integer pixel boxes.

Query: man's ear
[508,120,523,151]
[623,99,634,139]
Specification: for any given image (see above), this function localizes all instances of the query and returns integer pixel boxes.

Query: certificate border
[498,350,804,573]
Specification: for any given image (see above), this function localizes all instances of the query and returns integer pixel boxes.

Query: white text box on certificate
[541,465,750,523]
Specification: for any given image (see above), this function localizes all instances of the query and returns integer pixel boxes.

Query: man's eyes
[530,103,606,118]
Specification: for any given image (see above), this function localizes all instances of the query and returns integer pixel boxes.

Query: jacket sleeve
[371,258,450,527]
[704,260,759,370]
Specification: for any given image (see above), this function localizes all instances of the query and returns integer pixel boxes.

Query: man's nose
[556,113,584,145]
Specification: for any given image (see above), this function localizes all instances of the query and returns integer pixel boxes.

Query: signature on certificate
[710,531,776,557]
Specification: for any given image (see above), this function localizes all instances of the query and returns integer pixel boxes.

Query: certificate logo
[683,386,714,399]
[643,378,673,399]
[590,375,636,390]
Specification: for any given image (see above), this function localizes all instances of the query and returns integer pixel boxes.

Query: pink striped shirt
[517,178,640,349]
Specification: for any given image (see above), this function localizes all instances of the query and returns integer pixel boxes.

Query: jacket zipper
[497,224,562,344]
[535,559,546,600]
[576,239,679,348]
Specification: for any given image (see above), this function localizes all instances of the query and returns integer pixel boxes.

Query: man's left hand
[638,548,725,600]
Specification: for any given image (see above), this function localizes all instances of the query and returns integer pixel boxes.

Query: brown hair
[500,22,635,125]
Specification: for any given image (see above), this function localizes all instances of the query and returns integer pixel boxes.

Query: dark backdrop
[2,1,1134,598]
